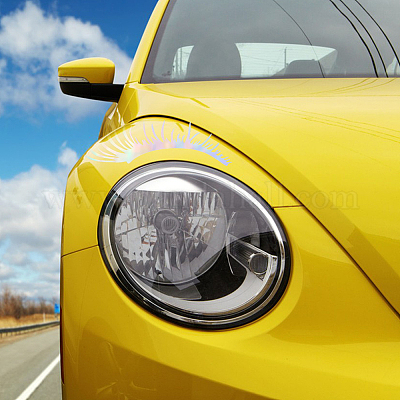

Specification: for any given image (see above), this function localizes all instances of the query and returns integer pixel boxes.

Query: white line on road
[15,355,60,400]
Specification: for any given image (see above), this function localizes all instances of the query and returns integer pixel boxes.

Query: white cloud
[0,1,132,120]
[0,145,78,299]
[58,142,78,169]
[0,262,13,280]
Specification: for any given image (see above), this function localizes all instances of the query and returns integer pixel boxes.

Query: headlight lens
[99,162,290,329]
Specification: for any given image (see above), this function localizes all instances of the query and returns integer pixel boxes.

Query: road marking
[15,355,60,400]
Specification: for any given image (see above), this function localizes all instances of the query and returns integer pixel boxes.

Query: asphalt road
[0,327,61,400]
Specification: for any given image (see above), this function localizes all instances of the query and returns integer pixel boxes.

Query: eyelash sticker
[88,122,231,166]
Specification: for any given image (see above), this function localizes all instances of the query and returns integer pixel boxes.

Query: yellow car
[59,0,400,399]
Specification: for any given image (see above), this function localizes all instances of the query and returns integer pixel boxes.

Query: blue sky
[0,0,157,299]
[0,0,157,177]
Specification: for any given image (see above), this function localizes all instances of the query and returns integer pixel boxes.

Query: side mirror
[58,57,124,102]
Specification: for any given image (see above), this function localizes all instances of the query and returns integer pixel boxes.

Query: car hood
[122,78,400,314]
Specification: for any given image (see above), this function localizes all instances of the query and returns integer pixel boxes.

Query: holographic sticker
[88,122,231,166]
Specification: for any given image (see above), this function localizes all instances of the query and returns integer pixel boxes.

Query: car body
[59,0,400,399]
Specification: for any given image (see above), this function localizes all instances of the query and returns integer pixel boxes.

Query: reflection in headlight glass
[115,188,227,285]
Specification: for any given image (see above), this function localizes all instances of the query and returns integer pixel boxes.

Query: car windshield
[142,0,400,83]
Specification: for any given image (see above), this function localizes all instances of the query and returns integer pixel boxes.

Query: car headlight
[99,162,290,329]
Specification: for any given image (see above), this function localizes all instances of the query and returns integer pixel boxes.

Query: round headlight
[99,162,290,329]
